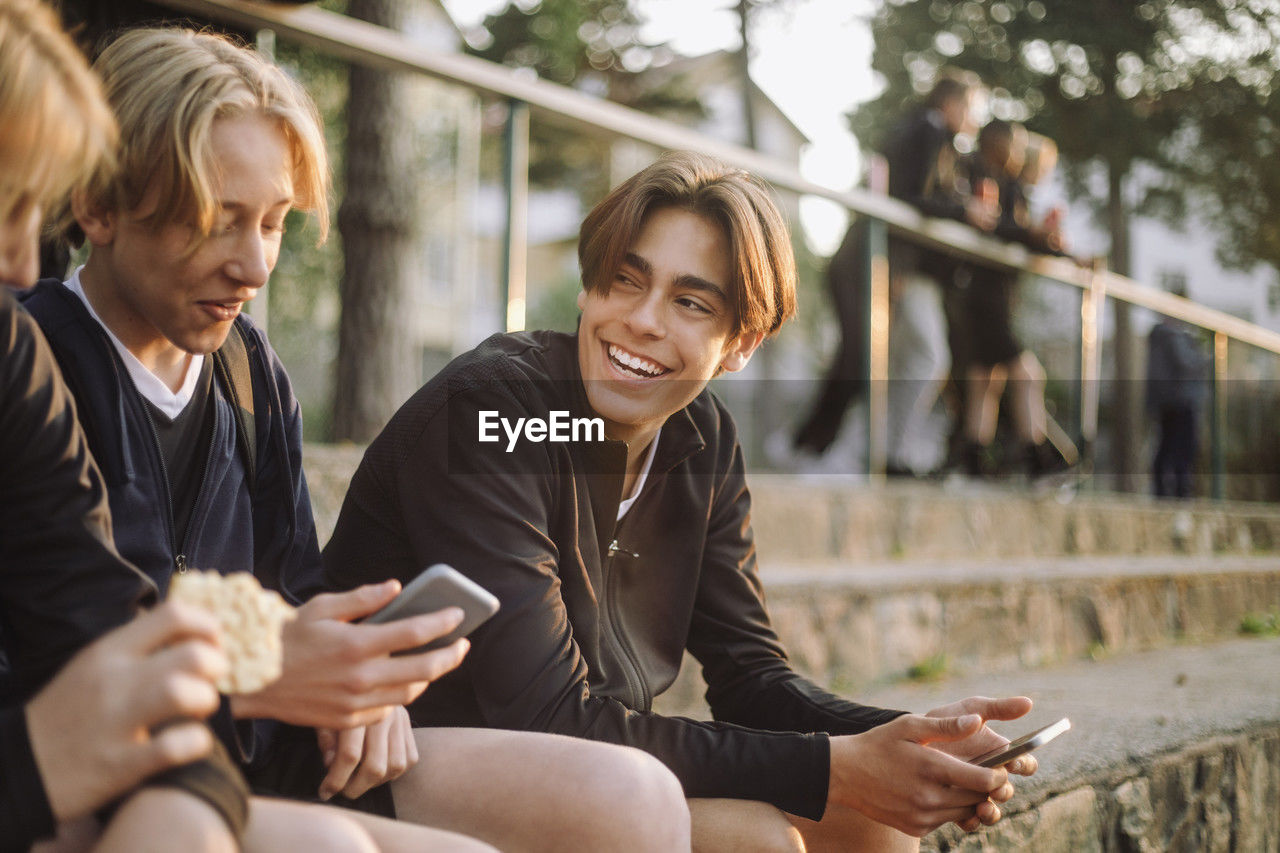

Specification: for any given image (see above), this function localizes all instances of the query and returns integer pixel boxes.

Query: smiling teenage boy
[324,151,1039,851]
[22,26,687,853]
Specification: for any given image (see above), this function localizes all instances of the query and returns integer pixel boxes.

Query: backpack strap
[212,321,257,492]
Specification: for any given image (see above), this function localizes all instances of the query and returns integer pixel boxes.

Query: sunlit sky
[440,0,882,250]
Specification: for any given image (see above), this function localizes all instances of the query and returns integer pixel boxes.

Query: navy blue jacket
[20,280,325,767]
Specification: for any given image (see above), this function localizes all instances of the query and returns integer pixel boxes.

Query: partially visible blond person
[0,2,239,851]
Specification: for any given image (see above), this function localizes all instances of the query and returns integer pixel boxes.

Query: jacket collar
[538,330,708,554]
[21,279,138,482]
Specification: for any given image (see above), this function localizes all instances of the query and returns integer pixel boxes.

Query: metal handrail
[147,0,1277,497]
[149,0,1280,356]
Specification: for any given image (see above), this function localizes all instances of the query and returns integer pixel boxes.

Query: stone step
[304,445,1280,559]
[859,636,1280,852]
[653,555,1280,718]
[749,475,1280,562]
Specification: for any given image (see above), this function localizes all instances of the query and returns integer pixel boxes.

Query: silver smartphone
[970,717,1071,768]
[363,564,500,654]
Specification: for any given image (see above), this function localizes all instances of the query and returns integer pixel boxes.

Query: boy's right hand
[228,580,469,730]
[827,714,1009,838]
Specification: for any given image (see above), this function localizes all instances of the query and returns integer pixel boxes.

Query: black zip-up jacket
[0,290,154,850]
[323,330,905,820]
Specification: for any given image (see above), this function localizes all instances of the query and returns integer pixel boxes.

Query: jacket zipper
[142,404,216,578]
[603,545,651,711]
[141,411,184,575]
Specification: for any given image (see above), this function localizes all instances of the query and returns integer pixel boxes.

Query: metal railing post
[501,99,530,332]
[863,215,889,481]
[1211,331,1228,500]
[249,26,276,334]
[1078,265,1104,472]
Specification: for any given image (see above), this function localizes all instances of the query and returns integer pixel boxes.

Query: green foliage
[267,24,350,440]
[1239,609,1280,636]
[906,652,949,682]
[464,0,702,190]
[853,0,1280,272]
[528,272,585,334]
[468,0,646,86]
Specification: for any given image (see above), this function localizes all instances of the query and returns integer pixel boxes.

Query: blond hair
[1020,133,1059,186]
[0,0,115,225]
[63,26,329,243]
[578,151,797,338]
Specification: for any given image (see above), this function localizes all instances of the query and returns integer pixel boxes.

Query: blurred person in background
[790,72,998,475]
[1146,300,1207,499]
[958,123,1075,480]
[883,71,998,476]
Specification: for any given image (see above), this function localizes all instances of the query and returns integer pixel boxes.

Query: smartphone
[970,717,1071,768]
[363,564,500,654]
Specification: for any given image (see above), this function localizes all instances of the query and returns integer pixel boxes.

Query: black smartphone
[363,564,500,654]
[970,717,1071,768]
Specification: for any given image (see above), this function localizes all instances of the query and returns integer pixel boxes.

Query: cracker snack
[169,570,296,694]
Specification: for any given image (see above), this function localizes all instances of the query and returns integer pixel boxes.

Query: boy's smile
[576,205,762,449]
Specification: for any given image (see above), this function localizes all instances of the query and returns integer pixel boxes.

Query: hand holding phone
[363,564,499,654]
[970,717,1070,768]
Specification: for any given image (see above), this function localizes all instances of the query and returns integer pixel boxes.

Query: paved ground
[861,635,1280,802]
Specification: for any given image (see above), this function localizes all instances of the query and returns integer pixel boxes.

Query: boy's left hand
[316,705,419,801]
[924,696,1038,832]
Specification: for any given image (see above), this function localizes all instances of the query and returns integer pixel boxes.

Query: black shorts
[964,274,1023,368]
[99,736,250,839]
[243,723,397,819]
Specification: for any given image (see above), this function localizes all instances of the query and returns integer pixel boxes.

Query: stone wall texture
[923,729,1280,852]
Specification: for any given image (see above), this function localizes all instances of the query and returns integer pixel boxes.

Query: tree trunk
[332,0,421,442]
[1107,161,1141,492]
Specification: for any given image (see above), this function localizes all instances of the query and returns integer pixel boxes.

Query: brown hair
[59,26,329,244]
[925,71,977,110]
[578,151,797,338]
[0,0,116,226]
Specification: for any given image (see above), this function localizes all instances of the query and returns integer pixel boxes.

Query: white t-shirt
[617,428,660,520]
[64,266,203,419]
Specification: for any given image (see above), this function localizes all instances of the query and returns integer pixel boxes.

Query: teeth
[608,344,666,377]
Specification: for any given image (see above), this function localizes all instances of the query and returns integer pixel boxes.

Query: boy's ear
[720,331,764,374]
[576,289,587,311]
[71,191,116,248]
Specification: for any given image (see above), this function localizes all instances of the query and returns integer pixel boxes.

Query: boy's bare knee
[301,814,379,853]
[244,800,379,853]
[101,788,237,853]
[582,747,690,851]
[691,799,803,853]
[627,750,691,848]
